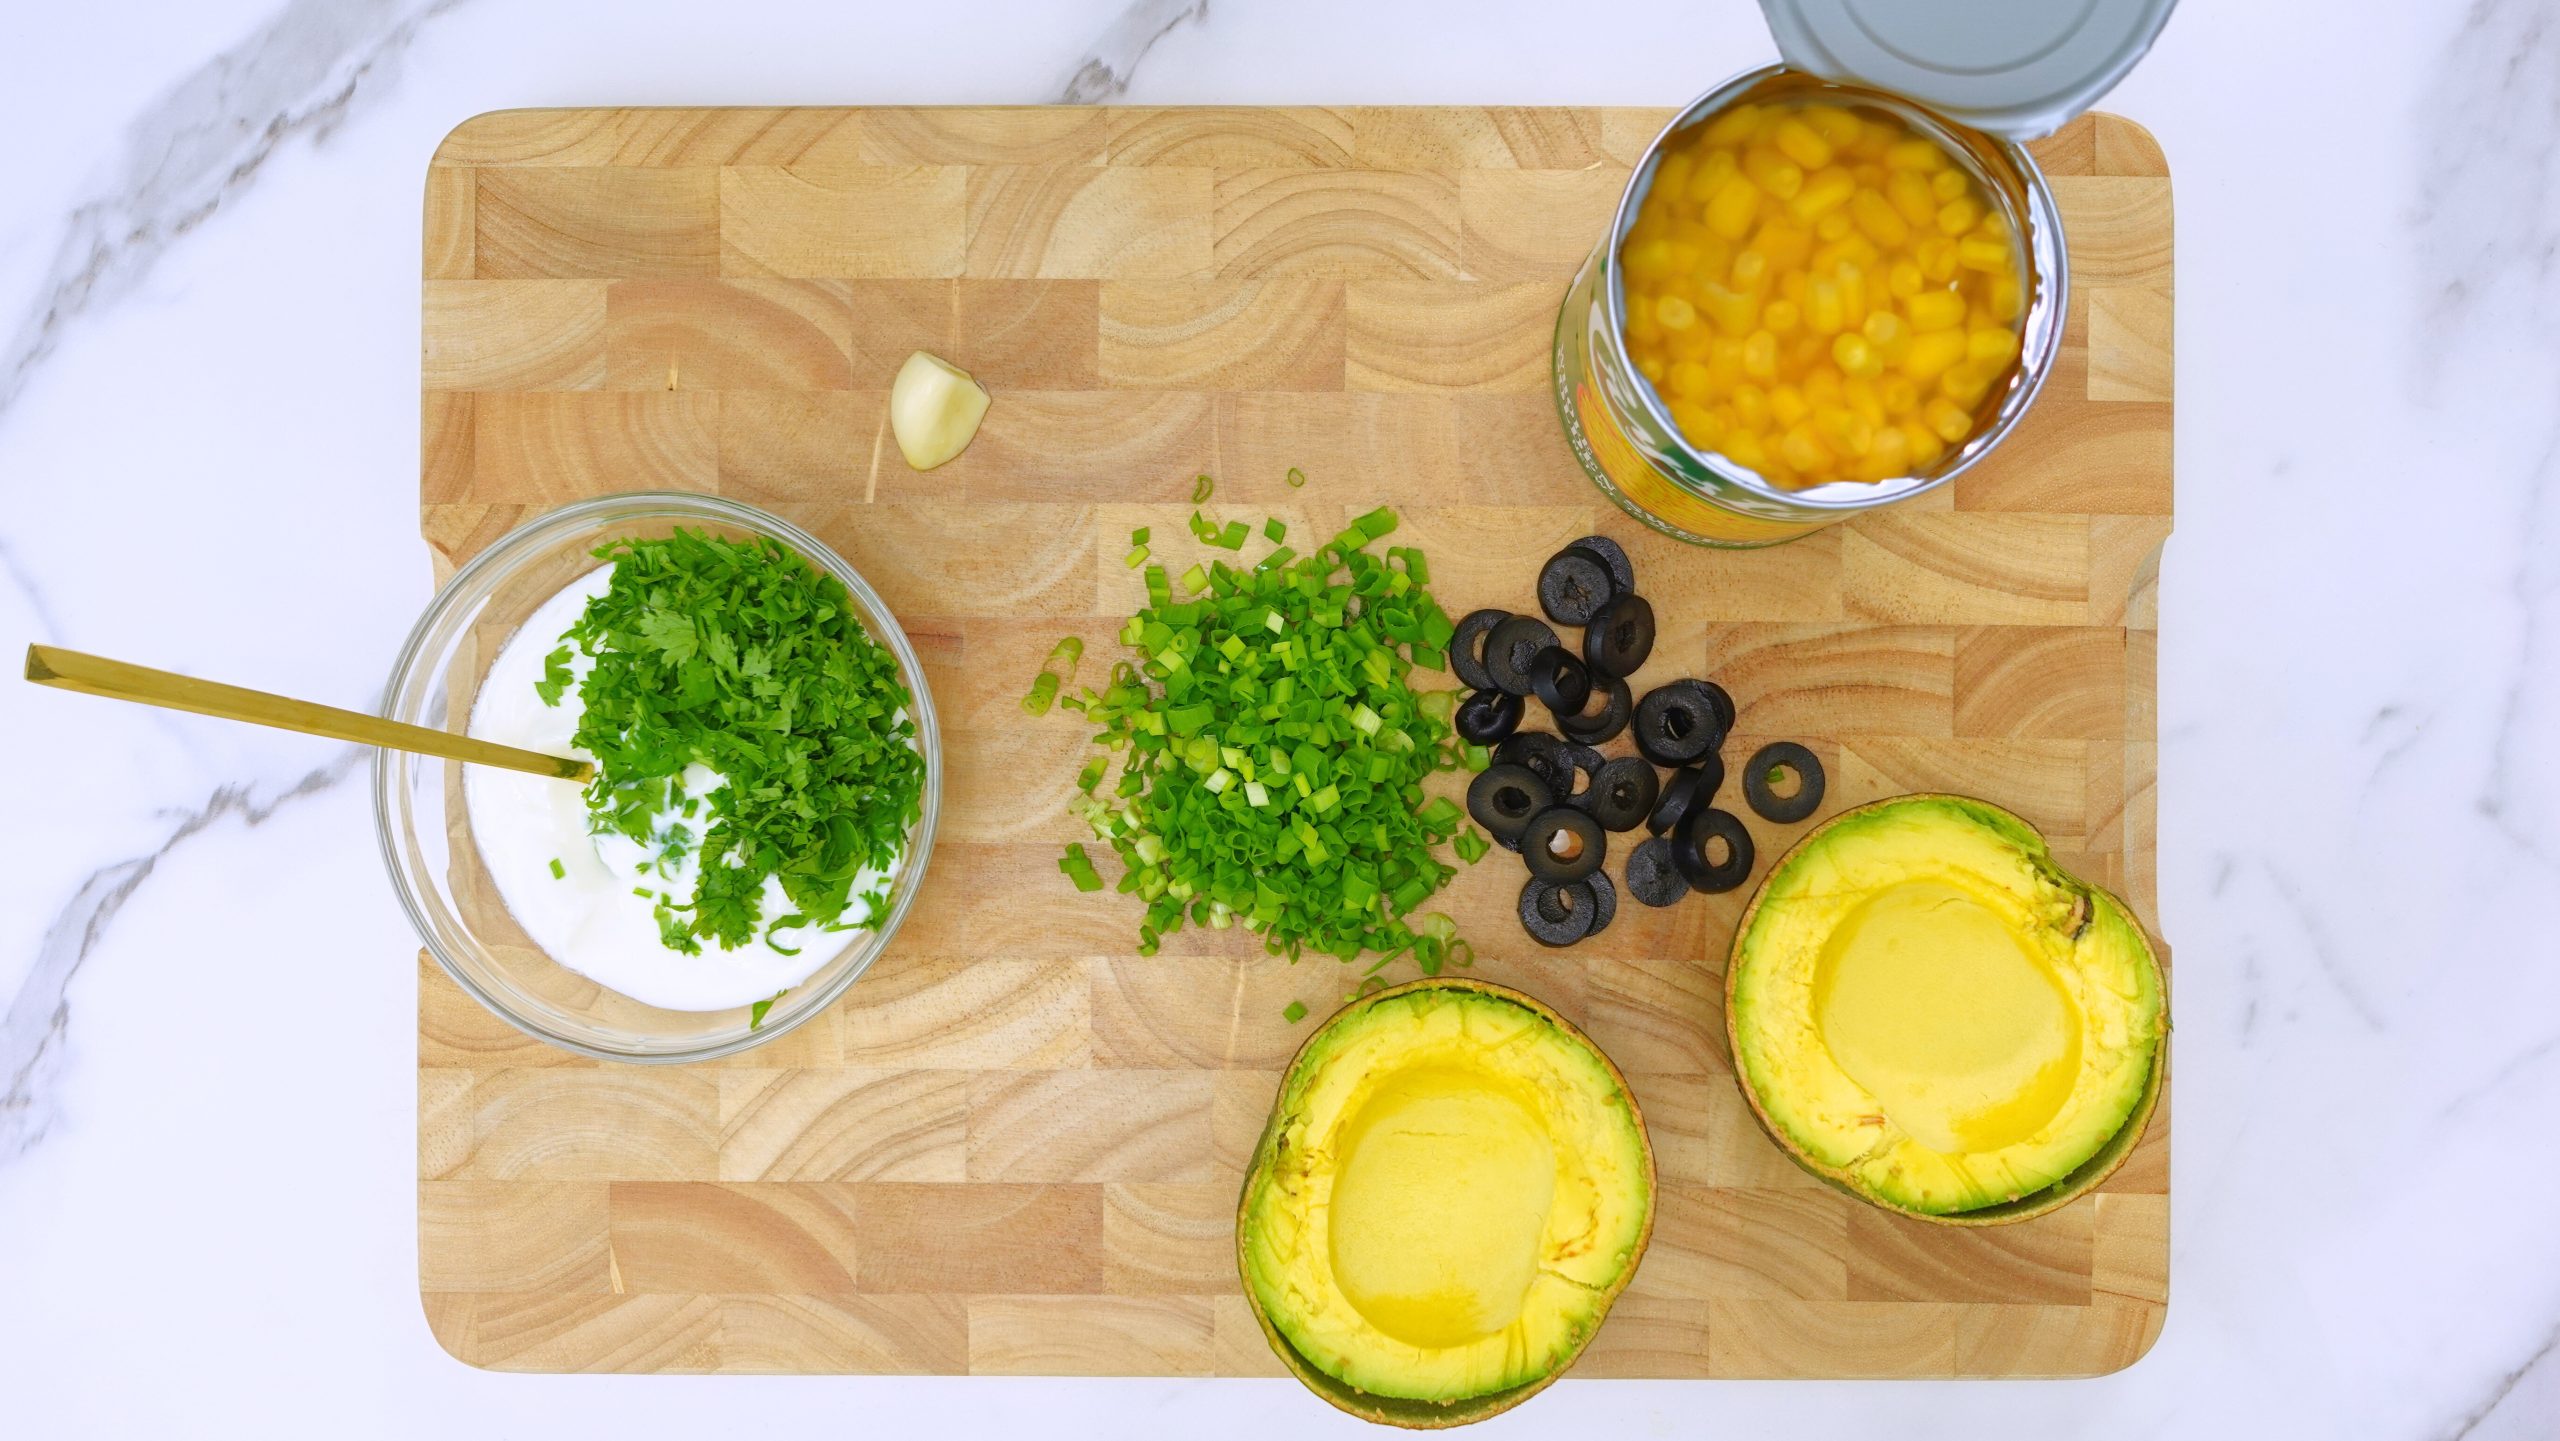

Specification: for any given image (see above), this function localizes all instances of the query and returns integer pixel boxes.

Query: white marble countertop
[2,1,2555,1436]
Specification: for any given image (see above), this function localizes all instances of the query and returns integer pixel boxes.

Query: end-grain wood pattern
[417,106,2173,1380]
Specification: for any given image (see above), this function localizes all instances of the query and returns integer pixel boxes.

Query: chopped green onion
[1180,563,1209,594]
[1125,544,1150,569]
[1022,670,1061,715]
[1264,518,1287,543]
[1131,526,1151,546]
[1285,466,1307,488]
[548,857,566,880]
[1194,473,1215,503]
[1283,1000,1308,1023]
[1452,828,1488,863]
[1059,843,1106,893]
[1214,520,1250,550]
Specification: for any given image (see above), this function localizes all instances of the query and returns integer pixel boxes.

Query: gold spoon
[23,644,594,783]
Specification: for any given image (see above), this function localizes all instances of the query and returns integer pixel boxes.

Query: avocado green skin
[1724,793,2170,1227]
[1235,978,1658,1427]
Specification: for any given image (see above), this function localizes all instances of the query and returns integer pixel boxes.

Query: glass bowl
[376,492,941,1063]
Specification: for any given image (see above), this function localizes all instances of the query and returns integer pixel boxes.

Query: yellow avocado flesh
[1731,797,2164,1216]
[1328,1067,1555,1350]
[1812,880,2082,1156]
[1241,987,1652,1405]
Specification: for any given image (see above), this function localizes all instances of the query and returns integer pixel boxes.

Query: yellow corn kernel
[1751,220,1812,268]
[1968,326,2022,365]
[1723,428,1768,471]
[1940,360,1996,405]
[1703,104,1762,147]
[1705,177,1761,240]
[1789,167,1856,223]
[1803,106,1864,147]
[1668,359,1712,400]
[1807,278,1845,334]
[1900,327,1967,382]
[1804,365,1845,405]
[1886,171,1938,228]
[1844,375,1886,428]
[1935,197,1981,236]
[1852,163,1887,189]
[1762,298,1801,335]
[1906,289,1967,331]
[1703,282,1758,334]
[1770,383,1810,428]
[1779,424,1834,473]
[1742,145,1805,200]
[1924,396,1975,442]
[1816,211,1854,242]
[1666,399,1717,444]
[1988,275,2024,322]
[1887,260,1925,299]
[1731,247,1769,290]
[1917,236,1960,282]
[1685,148,1740,205]
[1707,336,1747,387]
[1788,333,1830,372]
[1957,237,2009,272]
[1655,151,1695,202]
[1831,332,1880,377]
[1931,167,1970,202]
[1885,138,1947,171]
[1624,238,1677,282]
[1879,374,1919,414]
[1636,354,1667,384]
[1866,423,1911,476]
[1851,189,1911,247]
[1742,329,1779,379]
[1732,383,1771,431]
[1774,118,1834,170]
[1779,269,1809,304]
[1902,420,1947,467]
[1815,406,1873,457]
[1863,309,1909,359]
[1666,322,1712,361]
[1656,294,1699,332]
[1837,263,1870,328]
[1626,305,1662,345]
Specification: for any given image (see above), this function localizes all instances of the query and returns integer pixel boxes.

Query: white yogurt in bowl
[462,565,909,1015]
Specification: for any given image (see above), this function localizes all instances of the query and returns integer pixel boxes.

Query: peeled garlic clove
[889,350,991,470]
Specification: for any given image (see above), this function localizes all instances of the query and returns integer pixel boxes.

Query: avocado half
[1726,794,2168,1225]
[1237,978,1656,1427]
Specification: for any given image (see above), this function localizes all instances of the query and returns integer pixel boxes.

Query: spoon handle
[23,644,594,783]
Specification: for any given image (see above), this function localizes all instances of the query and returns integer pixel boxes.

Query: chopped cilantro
[749,989,786,1030]
[552,529,922,954]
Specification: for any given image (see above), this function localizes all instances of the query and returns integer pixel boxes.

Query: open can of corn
[1554,1,2171,545]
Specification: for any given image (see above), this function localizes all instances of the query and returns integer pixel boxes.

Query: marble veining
[0,0,2555,1436]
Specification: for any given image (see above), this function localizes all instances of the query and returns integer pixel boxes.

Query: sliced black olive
[1493,731,1570,794]
[1672,806,1755,892]
[1679,677,1737,737]
[1522,805,1606,884]
[1555,674,1632,745]
[1519,876,1597,948]
[1454,688,1524,746]
[1537,548,1616,627]
[1646,755,1724,835]
[1634,683,1720,765]
[1483,615,1559,697]
[1582,593,1655,680]
[1558,743,1606,804]
[1528,645,1593,717]
[1447,608,1509,691]
[1578,756,1660,832]
[1624,837,1690,907]
[1585,867,1618,936]
[1743,741,1826,824]
[1564,534,1637,594]
[1466,763,1552,848]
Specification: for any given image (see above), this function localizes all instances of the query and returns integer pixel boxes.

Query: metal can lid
[1757,0,2176,138]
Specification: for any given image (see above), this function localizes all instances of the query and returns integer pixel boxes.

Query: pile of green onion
[1041,502,1484,979]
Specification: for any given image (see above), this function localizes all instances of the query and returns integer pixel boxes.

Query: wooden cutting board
[417,106,2171,1380]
